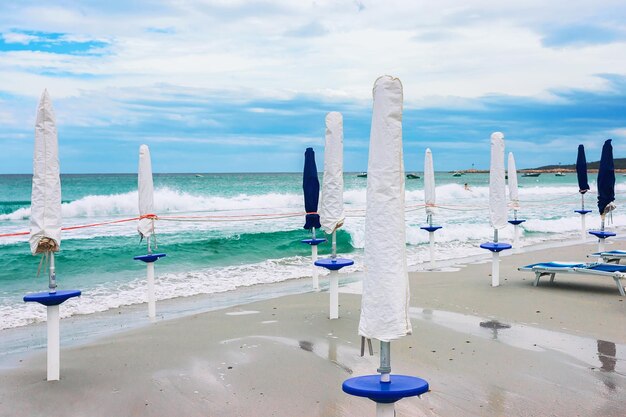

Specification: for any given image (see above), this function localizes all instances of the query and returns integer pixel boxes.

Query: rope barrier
[2,194,626,238]
[0,214,151,238]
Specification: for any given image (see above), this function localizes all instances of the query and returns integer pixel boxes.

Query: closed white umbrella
[507,152,525,248]
[424,148,435,216]
[318,111,348,319]
[481,132,511,286]
[24,90,81,381]
[359,76,411,342]
[344,76,428,417]
[320,112,345,236]
[490,133,508,231]
[29,90,61,257]
[422,148,441,268]
[507,152,519,212]
[138,144,155,244]
[134,144,165,321]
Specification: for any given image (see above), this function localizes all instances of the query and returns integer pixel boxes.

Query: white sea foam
[3,181,626,330]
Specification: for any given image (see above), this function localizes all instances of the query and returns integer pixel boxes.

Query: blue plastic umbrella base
[133,253,167,263]
[24,290,81,306]
[314,258,354,271]
[588,230,616,239]
[420,225,442,233]
[480,242,512,253]
[301,238,327,246]
[342,374,429,404]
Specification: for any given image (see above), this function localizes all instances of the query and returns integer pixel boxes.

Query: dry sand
[0,240,624,417]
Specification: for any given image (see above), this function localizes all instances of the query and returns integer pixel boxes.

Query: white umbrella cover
[138,144,155,241]
[489,132,507,230]
[358,76,412,342]
[320,112,345,234]
[424,148,435,216]
[29,89,61,255]
[507,152,520,211]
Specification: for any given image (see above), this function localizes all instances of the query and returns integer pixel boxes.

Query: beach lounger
[518,262,626,296]
[588,250,626,264]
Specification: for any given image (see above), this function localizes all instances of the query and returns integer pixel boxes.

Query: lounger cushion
[586,264,626,273]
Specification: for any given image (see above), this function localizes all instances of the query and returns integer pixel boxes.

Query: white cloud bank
[0,0,624,103]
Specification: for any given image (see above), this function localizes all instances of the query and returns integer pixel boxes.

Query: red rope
[0,215,150,238]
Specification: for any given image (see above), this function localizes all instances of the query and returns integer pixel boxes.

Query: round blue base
[508,219,526,225]
[342,374,429,404]
[301,238,327,246]
[24,289,81,306]
[575,209,592,215]
[314,257,354,271]
[480,242,512,252]
[588,230,616,239]
[134,253,167,263]
[420,225,442,233]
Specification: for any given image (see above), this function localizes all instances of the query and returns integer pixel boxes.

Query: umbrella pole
[311,244,319,291]
[311,229,320,291]
[426,214,436,269]
[429,232,435,269]
[47,251,60,381]
[145,236,156,321]
[599,214,606,253]
[49,251,57,293]
[580,194,586,241]
[492,229,500,287]
[329,230,339,319]
[513,210,519,248]
[376,403,395,417]
[47,304,60,381]
[376,341,393,416]
[147,262,156,320]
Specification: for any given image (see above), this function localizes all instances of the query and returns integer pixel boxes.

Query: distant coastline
[451,157,626,174]
[449,168,626,174]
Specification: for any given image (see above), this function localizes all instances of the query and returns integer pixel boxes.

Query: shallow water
[1,172,625,331]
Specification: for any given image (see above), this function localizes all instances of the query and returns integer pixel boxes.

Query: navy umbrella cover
[597,139,615,215]
[576,144,590,194]
[303,148,322,230]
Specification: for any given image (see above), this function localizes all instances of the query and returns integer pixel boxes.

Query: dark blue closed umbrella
[303,148,321,230]
[576,144,589,194]
[597,139,615,215]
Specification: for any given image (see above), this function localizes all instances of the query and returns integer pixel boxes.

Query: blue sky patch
[542,23,624,47]
[0,30,109,55]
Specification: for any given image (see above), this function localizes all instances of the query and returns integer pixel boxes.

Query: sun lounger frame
[519,263,626,296]
[588,250,626,264]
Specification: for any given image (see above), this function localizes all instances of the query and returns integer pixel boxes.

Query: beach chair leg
[549,273,555,284]
[533,272,541,287]
[360,337,374,356]
[614,277,626,296]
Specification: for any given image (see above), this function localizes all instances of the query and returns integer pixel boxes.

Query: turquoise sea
[0,171,625,330]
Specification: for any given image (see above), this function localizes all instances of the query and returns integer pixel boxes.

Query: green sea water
[0,171,623,329]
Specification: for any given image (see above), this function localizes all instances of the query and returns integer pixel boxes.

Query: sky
[1,0,626,173]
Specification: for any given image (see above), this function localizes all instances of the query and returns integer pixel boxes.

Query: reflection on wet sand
[410,307,626,374]
[597,339,617,391]
[479,320,512,340]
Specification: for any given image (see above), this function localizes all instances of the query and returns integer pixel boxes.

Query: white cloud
[2,31,38,44]
[0,1,623,104]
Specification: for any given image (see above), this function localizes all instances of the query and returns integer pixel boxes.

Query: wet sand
[0,240,624,416]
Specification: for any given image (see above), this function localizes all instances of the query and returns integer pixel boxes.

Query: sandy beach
[0,240,624,417]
